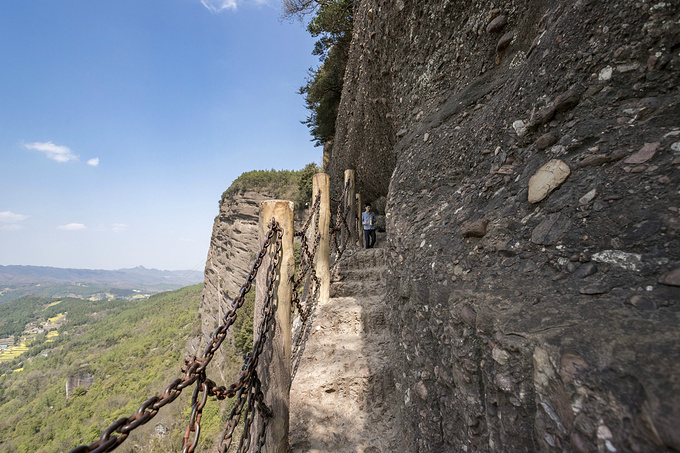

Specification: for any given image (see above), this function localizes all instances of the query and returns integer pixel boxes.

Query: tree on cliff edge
[283,0,354,146]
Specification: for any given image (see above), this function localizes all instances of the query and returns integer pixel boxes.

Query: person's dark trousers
[364,229,376,248]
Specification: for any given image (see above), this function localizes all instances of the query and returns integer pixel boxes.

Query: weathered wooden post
[313,173,331,303]
[254,200,294,453]
[356,193,363,248]
[343,169,357,248]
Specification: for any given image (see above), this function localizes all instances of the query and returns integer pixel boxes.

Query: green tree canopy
[284,0,354,146]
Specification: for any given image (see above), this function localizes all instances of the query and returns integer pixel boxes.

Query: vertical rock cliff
[329,0,680,451]
[191,191,273,379]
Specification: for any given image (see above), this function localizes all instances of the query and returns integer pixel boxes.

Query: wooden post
[313,173,331,303]
[254,200,294,453]
[343,169,357,248]
[356,193,363,248]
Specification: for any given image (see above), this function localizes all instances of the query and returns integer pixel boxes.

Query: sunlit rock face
[190,190,272,380]
[329,0,680,450]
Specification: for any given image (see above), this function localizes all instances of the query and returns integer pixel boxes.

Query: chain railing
[291,192,322,380]
[67,172,358,453]
[68,219,283,453]
[330,179,352,266]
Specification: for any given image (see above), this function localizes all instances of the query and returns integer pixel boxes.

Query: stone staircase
[289,237,399,453]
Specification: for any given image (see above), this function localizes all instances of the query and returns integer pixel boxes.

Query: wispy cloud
[0,211,29,230]
[112,223,129,232]
[24,141,78,163]
[201,0,238,12]
[87,157,100,167]
[58,223,87,231]
[0,211,29,223]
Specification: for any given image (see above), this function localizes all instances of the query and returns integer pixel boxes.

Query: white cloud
[24,141,78,163]
[112,223,129,232]
[87,157,99,167]
[0,211,29,223]
[58,223,87,231]
[201,0,238,12]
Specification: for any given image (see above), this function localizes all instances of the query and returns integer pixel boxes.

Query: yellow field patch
[0,343,29,362]
[47,312,65,324]
[47,300,63,307]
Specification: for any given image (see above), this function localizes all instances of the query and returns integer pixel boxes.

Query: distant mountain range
[0,265,204,304]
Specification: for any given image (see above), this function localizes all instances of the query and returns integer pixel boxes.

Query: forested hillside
[0,284,244,453]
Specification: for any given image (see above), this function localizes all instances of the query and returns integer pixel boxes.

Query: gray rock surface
[189,190,273,379]
[326,0,680,451]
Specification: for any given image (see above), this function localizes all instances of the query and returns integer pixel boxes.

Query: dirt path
[290,242,399,453]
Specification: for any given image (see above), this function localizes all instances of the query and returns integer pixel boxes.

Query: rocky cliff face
[191,191,273,378]
[330,0,680,451]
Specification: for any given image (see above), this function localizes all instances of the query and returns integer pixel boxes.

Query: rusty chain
[292,192,321,321]
[291,191,322,380]
[330,180,352,265]
[186,221,282,453]
[69,176,353,453]
[68,219,283,453]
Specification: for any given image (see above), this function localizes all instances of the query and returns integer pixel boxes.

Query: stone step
[330,280,384,298]
[333,247,387,272]
[290,294,399,453]
[290,231,399,453]
[331,266,387,284]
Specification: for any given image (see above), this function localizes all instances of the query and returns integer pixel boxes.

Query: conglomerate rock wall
[329,0,680,451]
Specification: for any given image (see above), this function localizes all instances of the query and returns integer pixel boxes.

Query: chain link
[330,179,352,266]
[68,219,283,453]
[69,176,350,453]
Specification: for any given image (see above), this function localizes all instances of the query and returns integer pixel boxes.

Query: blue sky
[0,0,321,271]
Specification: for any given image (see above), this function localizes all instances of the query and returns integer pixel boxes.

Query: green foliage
[292,0,354,146]
[296,162,320,209]
[0,284,221,453]
[223,168,299,199]
[232,289,255,355]
[221,164,320,211]
[0,295,56,338]
[71,386,88,397]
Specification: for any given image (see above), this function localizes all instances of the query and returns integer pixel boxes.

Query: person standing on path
[362,203,376,249]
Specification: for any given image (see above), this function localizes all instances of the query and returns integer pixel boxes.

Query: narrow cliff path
[290,236,399,453]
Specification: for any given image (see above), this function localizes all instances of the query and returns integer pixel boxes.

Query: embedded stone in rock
[528,159,571,203]
[554,89,581,112]
[624,142,660,164]
[513,119,528,137]
[462,219,489,237]
[574,262,597,278]
[487,15,507,33]
[625,294,658,310]
[531,105,556,127]
[592,250,643,271]
[579,154,610,167]
[497,30,514,52]
[415,381,428,400]
[559,352,589,383]
[536,132,558,150]
[531,212,571,245]
[659,267,680,286]
[460,305,477,327]
[598,65,613,81]
[579,188,598,205]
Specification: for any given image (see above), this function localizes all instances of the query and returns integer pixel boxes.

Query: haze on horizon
[0,0,320,271]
